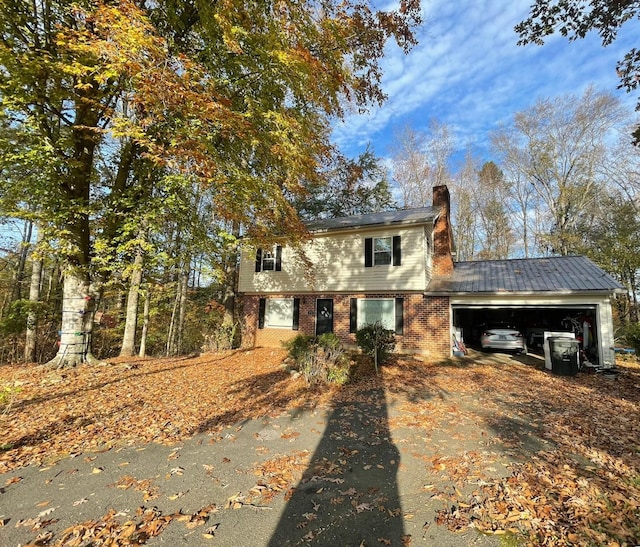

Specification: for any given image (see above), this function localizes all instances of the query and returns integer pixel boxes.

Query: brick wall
[241,293,451,359]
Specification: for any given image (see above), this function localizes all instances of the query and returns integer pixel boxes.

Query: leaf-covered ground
[1,349,639,545]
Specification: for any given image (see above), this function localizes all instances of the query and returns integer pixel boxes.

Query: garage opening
[452,305,599,363]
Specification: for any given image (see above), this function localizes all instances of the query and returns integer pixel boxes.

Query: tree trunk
[11,220,33,302]
[120,246,144,357]
[222,222,240,325]
[46,271,91,367]
[166,281,181,356]
[46,97,101,367]
[138,286,150,357]
[177,266,189,354]
[24,233,44,363]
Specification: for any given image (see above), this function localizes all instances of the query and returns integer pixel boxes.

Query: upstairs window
[255,246,282,272]
[374,237,392,265]
[364,236,401,267]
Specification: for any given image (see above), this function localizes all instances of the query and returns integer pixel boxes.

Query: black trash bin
[548,337,579,376]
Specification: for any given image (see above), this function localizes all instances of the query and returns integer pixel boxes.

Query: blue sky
[332,0,640,167]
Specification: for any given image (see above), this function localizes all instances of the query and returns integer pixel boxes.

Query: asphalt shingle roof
[427,256,624,294]
[305,206,439,233]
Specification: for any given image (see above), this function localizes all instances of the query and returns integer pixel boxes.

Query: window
[258,298,300,330]
[374,237,392,265]
[262,249,276,271]
[364,236,401,267]
[349,297,404,334]
[255,246,282,272]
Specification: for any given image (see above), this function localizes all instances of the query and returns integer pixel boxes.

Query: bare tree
[474,162,515,260]
[390,120,455,208]
[450,152,479,261]
[491,87,627,255]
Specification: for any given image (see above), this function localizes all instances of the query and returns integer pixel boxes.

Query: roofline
[306,211,440,235]
[424,288,625,297]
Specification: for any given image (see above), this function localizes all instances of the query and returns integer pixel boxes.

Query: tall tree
[475,161,514,260]
[576,192,640,322]
[516,0,640,142]
[0,0,421,366]
[491,88,627,256]
[296,146,396,220]
[390,121,454,208]
[450,151,479,261]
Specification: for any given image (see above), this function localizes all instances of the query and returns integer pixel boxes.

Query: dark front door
[316,299,334,335]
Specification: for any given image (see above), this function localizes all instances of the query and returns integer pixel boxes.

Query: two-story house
[238,185,624,365]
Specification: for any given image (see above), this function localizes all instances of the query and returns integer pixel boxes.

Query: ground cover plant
[0,349,638,545]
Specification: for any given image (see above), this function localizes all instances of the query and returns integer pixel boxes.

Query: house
[238,185,624,366]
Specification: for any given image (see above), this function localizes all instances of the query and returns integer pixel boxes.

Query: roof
[426,256,625,295]
[304,206,439,233]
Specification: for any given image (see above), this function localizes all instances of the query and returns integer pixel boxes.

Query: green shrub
[283,333,349,386]
[623,322,640,355]
[1,384,21,415]
[355,322,396,373]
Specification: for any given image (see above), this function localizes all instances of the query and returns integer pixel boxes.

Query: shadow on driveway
[268,384,404,546]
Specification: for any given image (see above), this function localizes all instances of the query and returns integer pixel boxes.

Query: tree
[516,0,640,142]
[576,192,640,323]
[390,121,454,208]
[450,151,479,261]
[295,146,396,220]
[1,0,421,366]
[491,88,627,256]
[474,162,515,260]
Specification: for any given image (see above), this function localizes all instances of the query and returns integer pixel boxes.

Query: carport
[426,256,625,367]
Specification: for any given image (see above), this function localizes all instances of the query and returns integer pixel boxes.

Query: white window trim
[373,236,392,266]
[262,248,277,271]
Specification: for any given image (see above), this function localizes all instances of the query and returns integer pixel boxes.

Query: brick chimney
[432,185,454,276]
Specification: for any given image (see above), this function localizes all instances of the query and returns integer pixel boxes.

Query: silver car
[480,324,527,354]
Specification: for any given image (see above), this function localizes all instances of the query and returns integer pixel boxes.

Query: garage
[427,256,625,367]
[452,301,603,364]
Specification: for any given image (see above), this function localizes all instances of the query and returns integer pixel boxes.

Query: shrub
[283,333,349,386]
[355,322,396,373]
[623,322,640,356]
[202,322,240,352]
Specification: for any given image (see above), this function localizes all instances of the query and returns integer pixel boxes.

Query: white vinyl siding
[238,225,430,293]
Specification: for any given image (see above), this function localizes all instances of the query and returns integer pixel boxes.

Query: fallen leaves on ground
[0,349,321,472]
[1,349,640,545]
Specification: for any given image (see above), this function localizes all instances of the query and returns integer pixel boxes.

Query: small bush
[283,333,349,386]
[623,322,640,356]
[202,322,240,352]
[355,322,396,373]
[1,383,21,415]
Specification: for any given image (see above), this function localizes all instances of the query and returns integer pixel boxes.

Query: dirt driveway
[1,349,639,546]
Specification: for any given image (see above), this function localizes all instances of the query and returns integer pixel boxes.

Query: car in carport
[480,323,527,354]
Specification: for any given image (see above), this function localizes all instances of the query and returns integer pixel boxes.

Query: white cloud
[332,0,639,162]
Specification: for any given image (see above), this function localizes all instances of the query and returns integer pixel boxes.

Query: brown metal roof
[426,256,625,294]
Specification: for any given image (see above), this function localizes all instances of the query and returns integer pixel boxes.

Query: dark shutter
[364,238,373,267]
[275,245,282,271]
[393,236,402,266]
[349,298,358,333]
[292,298,300,330]
[258,298,266,329]
[395,298,404,335]
[255,249,263,272]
